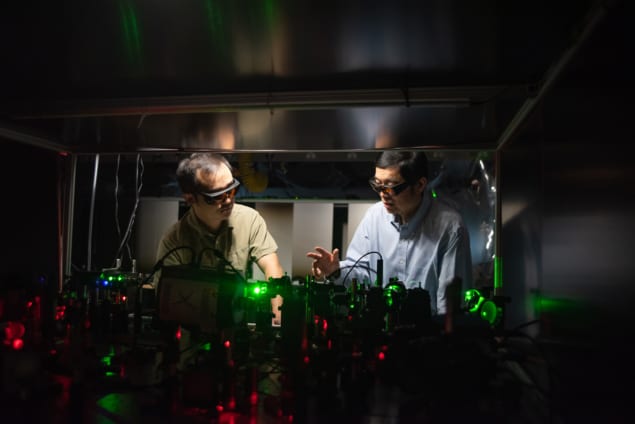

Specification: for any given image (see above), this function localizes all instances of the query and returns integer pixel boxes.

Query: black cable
[194,247,217,268]
[340,251,383,286]
[139,245,195,287]
[113,154,144,266]
[196,247,247,284]
[510,319,541,333]
[213,248,248,284]
[334,263,375,284]
[113,154,123,265]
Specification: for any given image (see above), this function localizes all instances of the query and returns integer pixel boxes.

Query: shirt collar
[185,208,231,237]
[390,191,432,233]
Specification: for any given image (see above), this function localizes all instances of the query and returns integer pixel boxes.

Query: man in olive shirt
[156,153,283,279]
[154,153,283,374]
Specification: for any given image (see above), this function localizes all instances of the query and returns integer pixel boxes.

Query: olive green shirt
[155,203,278,277]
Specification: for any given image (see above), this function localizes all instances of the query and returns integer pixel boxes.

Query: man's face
[191,163,236,221]
[372,166,425,220]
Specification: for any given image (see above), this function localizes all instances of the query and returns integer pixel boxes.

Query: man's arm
[256,252,284,280]
[256,252,285,326]
[307,207,375,286]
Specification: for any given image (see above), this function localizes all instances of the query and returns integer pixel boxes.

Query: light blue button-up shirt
[335,192,472,315]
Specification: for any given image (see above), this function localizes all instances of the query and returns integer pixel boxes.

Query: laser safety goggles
[197,179,241,204]
[368,179,410,196]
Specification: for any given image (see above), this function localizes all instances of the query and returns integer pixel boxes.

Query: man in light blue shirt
[307,151,472,315]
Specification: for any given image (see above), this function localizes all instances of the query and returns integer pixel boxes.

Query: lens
[368,179,409,196]
[203,188,237,204]
[199,179,240,204]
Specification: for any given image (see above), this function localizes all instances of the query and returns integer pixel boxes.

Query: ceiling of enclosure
[0,0,627,154]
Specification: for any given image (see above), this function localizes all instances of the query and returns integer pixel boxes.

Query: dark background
[1,0,634,421]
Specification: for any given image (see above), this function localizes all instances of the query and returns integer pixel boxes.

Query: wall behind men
[134,199,374,281]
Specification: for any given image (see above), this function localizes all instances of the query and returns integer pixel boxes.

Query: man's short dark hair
[176,153,232,194]
[376,150,429,183]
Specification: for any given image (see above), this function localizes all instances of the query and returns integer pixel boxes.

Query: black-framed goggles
[368,179,410,196]
[197,179,241,204]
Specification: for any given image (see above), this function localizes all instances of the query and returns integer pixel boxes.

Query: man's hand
[306,246,340,280]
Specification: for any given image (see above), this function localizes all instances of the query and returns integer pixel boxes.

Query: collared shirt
[335,192,472,315]
[156,203,278,277]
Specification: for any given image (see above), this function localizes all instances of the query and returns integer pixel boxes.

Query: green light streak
[494,256,503,290]
[204,0,228,60]
[534,296,581,312]
[118,0,143,70]
[204,1,225,40]
[264,0,277,29]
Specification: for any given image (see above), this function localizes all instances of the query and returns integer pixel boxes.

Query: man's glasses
[368,179,410,196]
[197,179,241,204]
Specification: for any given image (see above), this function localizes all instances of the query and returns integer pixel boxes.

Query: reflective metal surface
[0,0,603,153]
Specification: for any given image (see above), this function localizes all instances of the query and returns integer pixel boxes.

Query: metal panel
[0,0,603,153]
